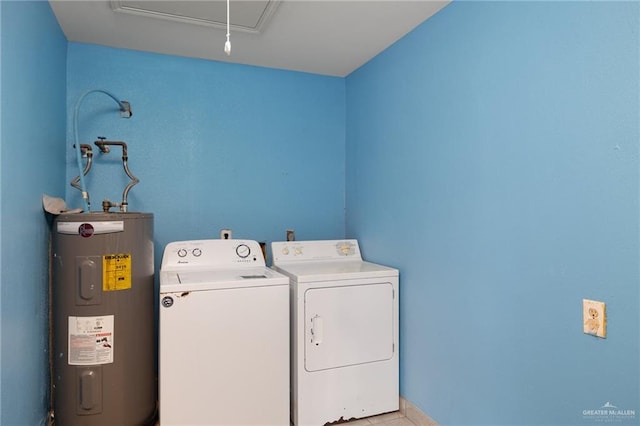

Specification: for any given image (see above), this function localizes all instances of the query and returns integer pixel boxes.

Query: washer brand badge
[162,296,174,308]
[78,223,94,238]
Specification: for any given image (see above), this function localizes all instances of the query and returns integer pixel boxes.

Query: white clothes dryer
[271,239,399,426]
[159,239,289,426]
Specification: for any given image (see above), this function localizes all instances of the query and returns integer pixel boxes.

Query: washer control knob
[236,244,251,258]
[192,248,202,257]
[177,248,187,258]
[282,247,290,255]
[295,247,303,255]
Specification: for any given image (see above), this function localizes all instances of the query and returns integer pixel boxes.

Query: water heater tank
[52,212,155,425]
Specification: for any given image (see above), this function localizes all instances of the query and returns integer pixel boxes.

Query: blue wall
[66,44,346,263]
[346,2,639,425]
[0,1,67,424]
[2,1,638,425]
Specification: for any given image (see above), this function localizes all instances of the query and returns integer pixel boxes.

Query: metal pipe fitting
[94,139,139,212]
[70,144,94,209]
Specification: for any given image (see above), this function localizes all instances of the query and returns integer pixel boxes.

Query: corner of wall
[399,396,439,426]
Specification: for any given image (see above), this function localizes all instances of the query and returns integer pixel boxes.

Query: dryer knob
[177,249,187,258]
[282,248,290,255]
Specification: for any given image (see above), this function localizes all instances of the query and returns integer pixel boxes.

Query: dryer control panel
[162,239,265,269]
[272,240,362,263]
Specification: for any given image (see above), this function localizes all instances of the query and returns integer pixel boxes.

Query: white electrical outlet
[220,229,232,240]
[583,299,606,338]
[286,229,295,241]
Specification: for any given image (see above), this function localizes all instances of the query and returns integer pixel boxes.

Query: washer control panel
[271,240,361,263]
[162,239,264,268]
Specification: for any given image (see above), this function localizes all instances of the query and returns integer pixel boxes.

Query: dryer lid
[304,282,395,371]
[273,260,397,282]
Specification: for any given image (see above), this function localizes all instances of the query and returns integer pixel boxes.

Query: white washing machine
[271,239,399,426]
[159,239,289,426]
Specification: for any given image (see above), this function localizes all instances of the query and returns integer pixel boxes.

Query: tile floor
[313,411,416,426]
[155,409,416,426]
[153,411,417,426]
[154,410,416,426]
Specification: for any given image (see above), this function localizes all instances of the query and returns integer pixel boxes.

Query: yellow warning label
[102,253,132,291]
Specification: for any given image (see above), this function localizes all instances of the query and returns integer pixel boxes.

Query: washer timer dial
[236,244,251,258]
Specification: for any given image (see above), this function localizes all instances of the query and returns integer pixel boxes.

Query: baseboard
[399,396,439,426]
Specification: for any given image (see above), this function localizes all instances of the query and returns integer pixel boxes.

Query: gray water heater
[52,212,155,425]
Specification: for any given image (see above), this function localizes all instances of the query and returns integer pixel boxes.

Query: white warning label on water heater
[68,315,114,365]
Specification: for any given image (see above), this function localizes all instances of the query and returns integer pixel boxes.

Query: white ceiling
[49,0,449,77]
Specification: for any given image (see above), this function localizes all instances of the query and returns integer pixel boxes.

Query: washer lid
[160,267,288,292]
[273,260,397,283]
